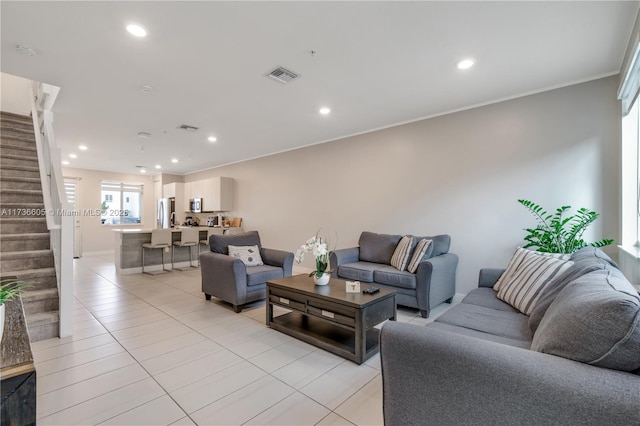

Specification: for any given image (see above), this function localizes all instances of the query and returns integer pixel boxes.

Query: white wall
[187,76,621,294]
[61,168,156,255]
[0,72,32,115]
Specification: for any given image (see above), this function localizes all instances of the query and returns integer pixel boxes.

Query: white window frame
[100,181,144,226]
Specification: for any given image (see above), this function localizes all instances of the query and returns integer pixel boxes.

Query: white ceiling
[1,1,638,175]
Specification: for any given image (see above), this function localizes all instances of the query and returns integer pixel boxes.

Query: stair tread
[0,142,37,149]
[22,288,58,299]
[0,217,46,221]
[0,249,52,259]
[2,267,56,278]
[26,310,59,325]
[0,177,41,183]
[1,164,39,172]
[0,233,49,240]
[0,190,43,196]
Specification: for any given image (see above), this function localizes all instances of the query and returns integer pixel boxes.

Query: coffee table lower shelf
[269,311,381,363]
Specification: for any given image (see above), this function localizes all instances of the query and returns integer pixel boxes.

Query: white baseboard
[82,250,115,257]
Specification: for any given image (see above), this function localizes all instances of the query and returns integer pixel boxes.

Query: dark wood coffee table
[266,274,397,364]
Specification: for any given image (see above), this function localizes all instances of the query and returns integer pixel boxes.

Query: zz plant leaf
[518,199,614,254]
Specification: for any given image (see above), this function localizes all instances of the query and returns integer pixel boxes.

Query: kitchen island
[113,227,243,274]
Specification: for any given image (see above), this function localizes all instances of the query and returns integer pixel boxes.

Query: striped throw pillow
[407,239,432,273]
[390,235,413,271]
[496,253,573,315]
[494,247,570,291]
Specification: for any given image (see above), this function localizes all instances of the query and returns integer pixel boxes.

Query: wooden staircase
[0,111,59,342]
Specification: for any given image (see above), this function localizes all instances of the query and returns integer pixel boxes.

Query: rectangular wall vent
[177,124,199,132]
[265,66,300,84]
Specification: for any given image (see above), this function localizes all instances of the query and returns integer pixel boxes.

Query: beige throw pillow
[390,235,413,271]
[496,250,573,315]
[407,239,432,273]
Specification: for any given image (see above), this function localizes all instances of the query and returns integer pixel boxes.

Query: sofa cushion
[407,239,432,273]
[496,252,573,315]
[435,303,533,342]
[358,232,402,264]
[570,246,619,269]
[390,235,413,271]
[531,266,640,372]
[209,230,262,255]
[528,254,611,332]
[461,288,519,312]
[338,262,378,282]
[374,265,417,290]
[428,322,530,349]
[246,264,284,286]
[413,234,449,258]
[228,245,264,266]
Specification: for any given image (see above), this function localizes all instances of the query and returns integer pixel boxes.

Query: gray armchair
[200,230,294,312]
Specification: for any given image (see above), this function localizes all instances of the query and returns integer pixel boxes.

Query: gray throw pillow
[209,230,262,255]
[358,232,402,264]
[531,266,640,372]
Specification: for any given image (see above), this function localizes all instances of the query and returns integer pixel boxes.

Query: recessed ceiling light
[140,169,146,173]
[155,164,161,169]
[457,58,475,70]
[78,145,88,151]
[138,132,151,138]
[208,136,217,143]
[140,85,153,93]
[69,153,77,159]
[319,107,331,115]
[62,160,70,166]
[126,24,147,37]
[171,158,178,163]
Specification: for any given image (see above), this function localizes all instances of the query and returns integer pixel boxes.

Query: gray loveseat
[200,231,294,312]
[330,231,458,318]
[380,247,640,425]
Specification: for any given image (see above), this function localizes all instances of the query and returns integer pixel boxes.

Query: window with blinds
[620,41,640,246]
[100,181,143,225]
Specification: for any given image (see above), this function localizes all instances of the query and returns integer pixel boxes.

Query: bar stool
[173,228,200,270]
[142,229,172,275]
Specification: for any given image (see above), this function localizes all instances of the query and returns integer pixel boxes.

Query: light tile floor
[32,255,455,425]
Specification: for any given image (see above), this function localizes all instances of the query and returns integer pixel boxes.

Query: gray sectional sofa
[380,247,640,425]
[330,231,458,318]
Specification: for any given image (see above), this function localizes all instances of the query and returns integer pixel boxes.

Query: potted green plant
[518,199,614,254]
[0,277,28,343]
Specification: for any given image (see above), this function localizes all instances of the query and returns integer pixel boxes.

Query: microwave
[189,198,202,213]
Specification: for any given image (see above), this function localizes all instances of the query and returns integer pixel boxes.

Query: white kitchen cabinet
[163,182,182,199]
[201,177,233,211]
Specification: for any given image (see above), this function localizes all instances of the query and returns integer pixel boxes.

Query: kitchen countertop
[112,226,229,233]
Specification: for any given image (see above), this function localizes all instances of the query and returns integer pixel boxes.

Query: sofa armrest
[380,322,640,426]
[478,268,506,288]
[261,248,294,276]
[200,251,247,298]
[329,247,360,277]
[414,253,458,309]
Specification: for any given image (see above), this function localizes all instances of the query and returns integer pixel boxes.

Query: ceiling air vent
[265,66,300,84]
[176,124,199,132]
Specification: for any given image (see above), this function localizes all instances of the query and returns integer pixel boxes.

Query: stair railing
[30,81,73,338]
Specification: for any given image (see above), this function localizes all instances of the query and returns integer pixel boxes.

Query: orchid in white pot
[295,233,333,285]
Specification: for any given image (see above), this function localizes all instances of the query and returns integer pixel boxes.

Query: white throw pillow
[407,239,432,273]
[494,247,570,291]
[390,235,413,271]
[496,250,573,315]
[228,245,264,266]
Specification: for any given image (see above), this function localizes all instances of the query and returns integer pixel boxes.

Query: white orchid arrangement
[295,234,331,279]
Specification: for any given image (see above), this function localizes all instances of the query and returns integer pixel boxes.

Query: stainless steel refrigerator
[157,197,175,228]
